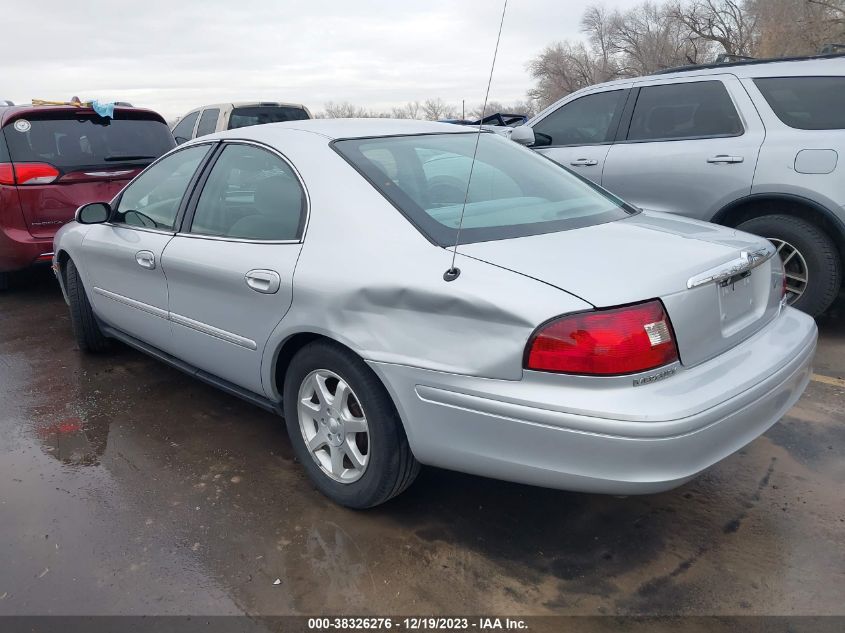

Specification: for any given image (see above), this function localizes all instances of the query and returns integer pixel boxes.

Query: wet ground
[0,269,843,617]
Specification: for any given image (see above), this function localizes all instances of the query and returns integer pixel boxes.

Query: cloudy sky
[5,0,643,119]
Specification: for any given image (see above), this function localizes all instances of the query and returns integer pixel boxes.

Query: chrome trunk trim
[686,244,775,289]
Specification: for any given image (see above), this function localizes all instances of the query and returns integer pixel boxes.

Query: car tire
[737,214,842,317]
[283,340,419,508]
[65,259,109,353]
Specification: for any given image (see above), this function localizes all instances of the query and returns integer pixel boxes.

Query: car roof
[650,52,845,77]
[558,56,845,97]
[0,104,166,127]
[213,118,474,141]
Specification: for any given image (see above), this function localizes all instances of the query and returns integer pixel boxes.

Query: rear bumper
[369,307,817,494]
[0,225,54,272]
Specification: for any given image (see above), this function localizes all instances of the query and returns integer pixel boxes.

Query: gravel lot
[0,269,843,617]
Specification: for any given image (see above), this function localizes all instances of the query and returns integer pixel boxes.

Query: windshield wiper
[104,154,156,161]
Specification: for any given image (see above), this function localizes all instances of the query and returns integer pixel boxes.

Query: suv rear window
[3,113,174,171]
[228,106,310,130]
[334,132,633,246]
[754,77,845,130]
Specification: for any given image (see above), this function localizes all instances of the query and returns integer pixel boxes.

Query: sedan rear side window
[754,77,845,130]
[190,143,305,241]
[334,132,633,246]
[113,144,210,231]
[627,81,743,142]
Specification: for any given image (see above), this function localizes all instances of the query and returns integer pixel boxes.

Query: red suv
[0,103,175,289]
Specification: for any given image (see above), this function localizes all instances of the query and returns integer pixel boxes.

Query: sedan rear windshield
[754,77,845,130]
[333,132,634,245]
[3,114,175,170]
[228,106,310,130]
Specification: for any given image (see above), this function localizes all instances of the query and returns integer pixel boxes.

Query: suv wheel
[737,214,842,317]
[283,340,419,508]
[65,259,109,353]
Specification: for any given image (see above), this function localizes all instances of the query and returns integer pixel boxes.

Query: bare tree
[391,101,423,119]
[422,98,457,120]
[319,102,370,118]
[526,0,845,110]
[670,0,758,58]
[808,0,845,41]
[810,0,845,20]
[468,100,537,120]
[610,2,712,74]
[526,1,707,108]
[748,0,840,57]
[582,6,620,78]
[527,41,614,109]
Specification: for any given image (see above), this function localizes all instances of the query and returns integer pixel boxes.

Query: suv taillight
[0,162,59,185]
[525,300,679,376]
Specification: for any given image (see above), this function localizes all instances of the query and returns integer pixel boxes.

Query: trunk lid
[460,212,784,367]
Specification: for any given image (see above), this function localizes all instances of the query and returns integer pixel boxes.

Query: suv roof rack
[714,53,756,64]
[652,51,845,75]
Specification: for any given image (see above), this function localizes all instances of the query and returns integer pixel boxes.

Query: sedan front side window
[113,144,210,231]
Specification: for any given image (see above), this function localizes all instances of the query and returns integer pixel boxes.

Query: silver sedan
[53,119,817,508]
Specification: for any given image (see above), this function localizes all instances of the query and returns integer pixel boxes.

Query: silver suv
[511,55,845,316]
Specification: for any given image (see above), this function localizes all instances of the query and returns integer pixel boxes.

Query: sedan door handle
[570,158,599,167]
[245,269,281,294]
[135,250,156,270]
[707,155,744,164]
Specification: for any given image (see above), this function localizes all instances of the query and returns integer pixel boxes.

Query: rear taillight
[525,300,679,376]
[14,163,60,185]
[0,163,15,185]
[0,162,59,185]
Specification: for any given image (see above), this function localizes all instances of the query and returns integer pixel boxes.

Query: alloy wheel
[297,369,370,483]
[769,237,809,305]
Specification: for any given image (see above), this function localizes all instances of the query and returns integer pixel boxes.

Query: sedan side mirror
[76,202,111,224]
[509,125,535,147]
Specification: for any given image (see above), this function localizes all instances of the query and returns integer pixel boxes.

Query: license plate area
[719,271,758,333]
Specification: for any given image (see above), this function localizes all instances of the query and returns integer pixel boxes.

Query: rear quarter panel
[249,128,592,398]
[743,77,845,215]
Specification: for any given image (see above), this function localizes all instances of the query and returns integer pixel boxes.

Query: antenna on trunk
[443,0,508,282]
